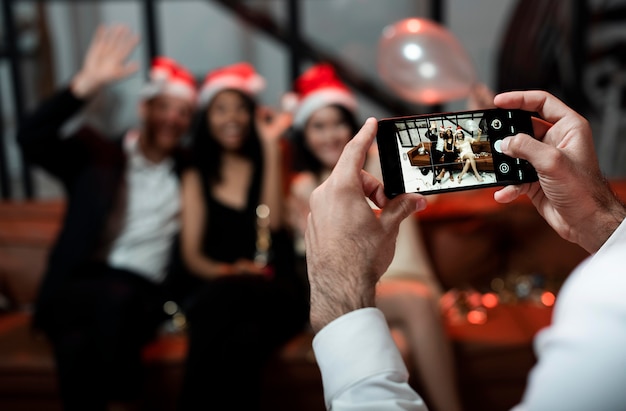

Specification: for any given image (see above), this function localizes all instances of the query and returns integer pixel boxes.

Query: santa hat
[139,56,197,106]
[285,63,358,129]
[456,126,464,135]
[197,62,265,107]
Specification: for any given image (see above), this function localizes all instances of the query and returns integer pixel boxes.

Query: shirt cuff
[312,307,409,407]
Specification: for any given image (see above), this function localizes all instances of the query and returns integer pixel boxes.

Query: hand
[232,259,268,276]
[71,24,140,98]
[256,106,293,145]
[493,90,626,253]
[305,118,427,333]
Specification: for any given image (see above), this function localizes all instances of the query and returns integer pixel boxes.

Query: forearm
[183,252,236,280]
[17,87,87,151]
[309,247,378,333]
[260,139,284,231]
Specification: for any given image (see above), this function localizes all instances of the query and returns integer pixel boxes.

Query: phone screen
[376,108,538,198]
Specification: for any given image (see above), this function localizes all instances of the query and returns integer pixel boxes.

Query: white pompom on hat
[197,62,265,108]
[139,56,197,106]
[287,63,358,129]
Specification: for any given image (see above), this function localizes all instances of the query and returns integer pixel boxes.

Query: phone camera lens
[491,119,502,130]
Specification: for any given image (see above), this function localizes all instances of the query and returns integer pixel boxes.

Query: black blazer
[17,88,190,331]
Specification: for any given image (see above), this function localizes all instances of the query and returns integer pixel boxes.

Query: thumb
[378,193,424,232]
[500,133,542,163]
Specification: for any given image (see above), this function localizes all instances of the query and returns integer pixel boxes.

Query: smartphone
[376,108,538,198]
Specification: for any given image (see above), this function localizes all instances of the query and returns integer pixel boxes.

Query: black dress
[178,167,310,410]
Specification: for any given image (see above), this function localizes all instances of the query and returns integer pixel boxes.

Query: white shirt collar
[123,129,174,171]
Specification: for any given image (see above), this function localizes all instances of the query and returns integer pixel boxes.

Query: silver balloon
[377,18,477,105]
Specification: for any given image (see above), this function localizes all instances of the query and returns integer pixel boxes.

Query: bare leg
[377,280,463,411]
[457,160,471,182]
[437,168,446,180]
[469,158,483,182]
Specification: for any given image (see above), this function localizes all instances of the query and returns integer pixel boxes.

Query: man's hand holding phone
[493,91,626,254]
[376,108,538,198]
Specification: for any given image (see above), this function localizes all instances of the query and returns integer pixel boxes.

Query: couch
[408,140,493,171]
[2,181,624,411]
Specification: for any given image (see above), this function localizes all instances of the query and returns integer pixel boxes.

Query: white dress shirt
[313,220,626,411]
[107,131,181,283]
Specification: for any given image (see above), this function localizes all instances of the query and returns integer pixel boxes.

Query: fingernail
[415,197,427,211]
[500,137,510,151]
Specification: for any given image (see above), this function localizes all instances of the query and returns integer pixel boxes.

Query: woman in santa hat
[286,63,463,411]
[454,126,484,183]
[176,62,310,410]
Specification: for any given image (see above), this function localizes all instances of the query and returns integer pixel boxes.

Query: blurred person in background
[17,24,196,411]
[177,62,309,410]
[285,63,463,411]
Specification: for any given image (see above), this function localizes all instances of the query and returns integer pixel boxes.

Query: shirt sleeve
[513,219,626,411]
[312,307,429,411]
[17,87,91,180]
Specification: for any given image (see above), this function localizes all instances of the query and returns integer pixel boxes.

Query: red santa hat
[197,62,265,107]
[456,125,464,135]
[139,56,197,106]
[284,63,358,129]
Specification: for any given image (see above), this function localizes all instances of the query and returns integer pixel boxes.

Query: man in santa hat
[17,24,196,410]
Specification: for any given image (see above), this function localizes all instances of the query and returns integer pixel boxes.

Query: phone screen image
[376,108,538,198]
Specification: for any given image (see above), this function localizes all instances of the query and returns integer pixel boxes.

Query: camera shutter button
[494,140,503,153]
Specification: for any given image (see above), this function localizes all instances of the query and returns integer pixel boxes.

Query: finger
[108,24,130,47]
[271,111,294,130]
[255,106,275,124]
[378,193,425,231]
[85,25,107,59]
[493,90,579,127]
[116,32,140,61]
[333,117,377,180]
[121,61,140,77]
[109,26,137,59]
[360,170,388,209]
[100,24,118,50]
[92,25,117,60]
[91,24,106,47]
[499,132,561,174]
[493,184,523,203]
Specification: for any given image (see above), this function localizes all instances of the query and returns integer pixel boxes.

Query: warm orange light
[466,309,487,325]
[406,18,422,33]
[541,291,556,307]
[467,291,482,308]
[481,292,499,309]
